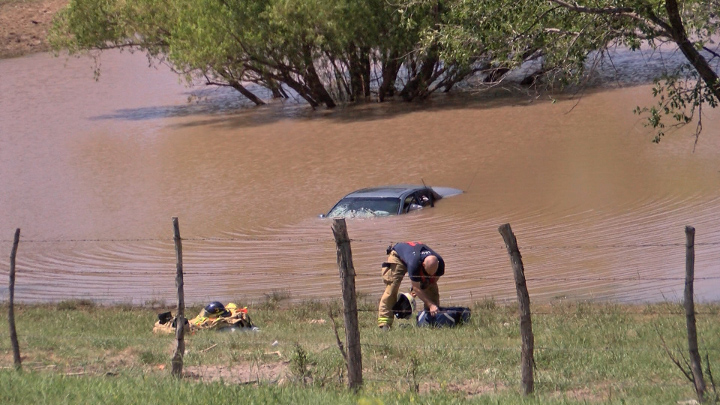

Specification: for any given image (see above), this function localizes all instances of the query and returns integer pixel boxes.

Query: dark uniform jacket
[391,242,445,284]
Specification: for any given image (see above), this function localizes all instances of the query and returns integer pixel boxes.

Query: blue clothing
[391,242,445,283]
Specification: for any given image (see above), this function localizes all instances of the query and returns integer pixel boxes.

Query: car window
[403,196,416,212]
[417,190,433,207]
[327,197,401,218]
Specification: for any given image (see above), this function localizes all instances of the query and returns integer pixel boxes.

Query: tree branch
[657,325,695,383]
[328,309,348,363]
[548,0,672,36]
[702,46,720,61]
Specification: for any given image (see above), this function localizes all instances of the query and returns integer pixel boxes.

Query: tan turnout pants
[377,251,440,327]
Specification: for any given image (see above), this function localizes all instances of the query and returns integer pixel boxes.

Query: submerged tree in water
[48,0,551,107]
[416,0,720,144]
[547,0,720,145]
[50,0,720,134]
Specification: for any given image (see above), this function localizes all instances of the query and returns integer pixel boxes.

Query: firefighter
[377,241,444,330]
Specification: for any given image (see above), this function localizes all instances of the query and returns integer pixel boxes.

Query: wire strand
[3,236,720,249]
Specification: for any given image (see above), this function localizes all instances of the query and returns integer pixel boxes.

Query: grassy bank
[1,299,719,404]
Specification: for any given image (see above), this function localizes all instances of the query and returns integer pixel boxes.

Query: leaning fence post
[331,218,363,391]
[498,223,534,395]
[8,228,21,370]
[684,225,706,401]
[171,217,185,378]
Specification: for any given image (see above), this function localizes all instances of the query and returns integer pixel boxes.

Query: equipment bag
[416,306,471,328]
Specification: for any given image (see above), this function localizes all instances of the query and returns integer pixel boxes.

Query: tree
[416,0,720,144]
[546,0,720,145]
[49,0,549,107]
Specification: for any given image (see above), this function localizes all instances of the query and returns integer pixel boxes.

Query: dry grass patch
[184,362,289,385]
[422,379,506,397]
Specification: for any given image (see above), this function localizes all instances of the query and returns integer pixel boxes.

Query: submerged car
[321,185,463,218]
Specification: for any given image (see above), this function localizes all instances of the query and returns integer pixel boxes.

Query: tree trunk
[266,78,287,99]
[324,53,352,99]
[347,43,371,101]
[301,45,337,108]
[665,0,720,99]
[246,58,321,107]
[270,86,285,99]
[279,72,320,108]
[228,80,266,106]
[400,49,439,101]
[484,67,510,83]
[379,50,401,101]
[400,1,442,101]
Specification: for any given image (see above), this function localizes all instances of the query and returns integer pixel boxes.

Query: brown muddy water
[1,50,719,306]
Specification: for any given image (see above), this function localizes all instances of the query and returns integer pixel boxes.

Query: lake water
[1,49,719,306]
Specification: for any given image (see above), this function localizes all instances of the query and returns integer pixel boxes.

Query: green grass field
[1,298,719,404]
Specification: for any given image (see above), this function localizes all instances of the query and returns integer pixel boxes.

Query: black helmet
[204,301,230,317]
[157,311,173,325]
[392,292,416,320]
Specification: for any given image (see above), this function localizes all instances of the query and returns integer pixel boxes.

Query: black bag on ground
[416,306,471,328]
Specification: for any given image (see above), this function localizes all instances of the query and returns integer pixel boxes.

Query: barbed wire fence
[3,219,720,400]
[0,237,720,304]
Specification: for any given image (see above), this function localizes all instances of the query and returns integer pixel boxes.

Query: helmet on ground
[392,292,416,319]
[204,301,230,317]
[226,303,238,312]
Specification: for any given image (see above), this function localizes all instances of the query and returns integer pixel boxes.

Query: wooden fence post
[684,225,706,401]
[331,218,363,391]
[8,228,21,370]
[171,217,186,378]
[498,223,534,395]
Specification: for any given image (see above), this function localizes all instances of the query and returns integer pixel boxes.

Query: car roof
[341,185,431,199]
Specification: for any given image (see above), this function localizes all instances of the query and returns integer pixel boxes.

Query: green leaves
[49,0,720,124]
[427,0,720,142]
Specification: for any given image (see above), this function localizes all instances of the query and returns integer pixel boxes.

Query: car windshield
[326,197,401,218]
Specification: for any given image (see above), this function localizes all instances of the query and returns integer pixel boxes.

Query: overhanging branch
[548,0,671,36]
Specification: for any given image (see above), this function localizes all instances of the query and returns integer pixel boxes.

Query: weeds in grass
[405,356,420,393]
[473,297,497,311]
[144,299,167,309]
[56,299,95,311]
[260,290,292,310]
[703,353,720,403]
[290,343,312,385]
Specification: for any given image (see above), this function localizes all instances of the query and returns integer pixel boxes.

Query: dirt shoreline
[0,0,68,59]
